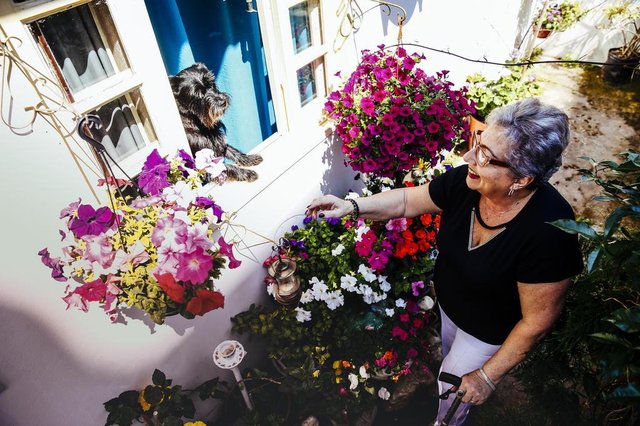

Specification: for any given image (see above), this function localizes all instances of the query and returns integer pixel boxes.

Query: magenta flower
[176,247,213,284]
[218,236,242,269]
[68,204,115,238]
[368,250,389,271]
[391,326,409,341]
[74,278,108,302]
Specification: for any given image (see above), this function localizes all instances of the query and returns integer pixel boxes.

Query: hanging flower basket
[39,149,241,324]
[323,46,474,183]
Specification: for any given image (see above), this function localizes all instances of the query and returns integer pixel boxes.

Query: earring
[508,187,515,197]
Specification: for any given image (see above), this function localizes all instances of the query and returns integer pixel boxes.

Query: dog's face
[171,63,230,128]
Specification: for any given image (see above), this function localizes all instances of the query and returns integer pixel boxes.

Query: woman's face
[462,125,517,198]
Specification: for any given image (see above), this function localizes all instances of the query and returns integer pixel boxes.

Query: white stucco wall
[0,1,532,425]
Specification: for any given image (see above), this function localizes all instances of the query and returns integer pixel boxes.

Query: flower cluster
[541,2,582,31]
[40,149,240,324]
[253,210,439,406]
[324,46,474,180]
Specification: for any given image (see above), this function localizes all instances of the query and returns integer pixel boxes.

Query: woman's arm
[457,278,572,404]
[306,183,441,221]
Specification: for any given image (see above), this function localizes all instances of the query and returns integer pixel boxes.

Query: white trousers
[435,307,501,426]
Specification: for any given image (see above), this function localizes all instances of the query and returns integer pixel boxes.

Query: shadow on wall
[0,304,118,426]
[377,0,424,37]
[320,130,363,196]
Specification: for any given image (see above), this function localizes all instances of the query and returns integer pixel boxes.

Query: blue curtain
[144,0,276,153]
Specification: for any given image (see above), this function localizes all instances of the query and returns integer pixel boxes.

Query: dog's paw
[236,153,263,167]
[225,166,258,182]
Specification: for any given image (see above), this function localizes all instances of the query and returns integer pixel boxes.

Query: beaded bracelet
[477,368,497,391]
[347,198,360,221]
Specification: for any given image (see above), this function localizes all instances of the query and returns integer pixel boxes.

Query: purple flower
[177,149,195,170]
[195,196,224,222]
[325,217,339,226]
[303,216,313,224]
[38,248,67,282]
[411,280,425,297]
[68,204,115,238]
[138,149,171,195]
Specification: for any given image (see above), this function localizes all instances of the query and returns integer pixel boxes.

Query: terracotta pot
[602,47,640,84]
[536,28,552,38]
[464,115,488,151]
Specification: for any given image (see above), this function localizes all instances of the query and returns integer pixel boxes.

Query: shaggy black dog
[170,63,262,182]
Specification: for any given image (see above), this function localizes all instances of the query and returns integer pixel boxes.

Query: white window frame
[0,0,189,178]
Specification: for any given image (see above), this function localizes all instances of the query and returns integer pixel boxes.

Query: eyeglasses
[471,130,511,168]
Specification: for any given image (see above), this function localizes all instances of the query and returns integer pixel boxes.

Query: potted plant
[323,46,474,185]
[463,67,541,148]
[537,1,583,38]
[39,148,242,324]
[603,2,640,84]
[104,368,228,426]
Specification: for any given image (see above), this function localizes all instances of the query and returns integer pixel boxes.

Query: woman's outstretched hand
[306,195,352,219]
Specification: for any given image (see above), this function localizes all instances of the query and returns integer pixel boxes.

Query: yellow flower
[312,370,320,378]
[138,390,151,412]
[332,360,341,369]
[184,422,207,426]
[335,368,343,376]
[335,377,342,384]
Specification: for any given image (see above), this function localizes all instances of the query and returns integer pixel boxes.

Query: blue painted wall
[144,0,276,153]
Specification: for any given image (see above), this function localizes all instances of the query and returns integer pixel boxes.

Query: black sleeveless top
[429,165,583,344]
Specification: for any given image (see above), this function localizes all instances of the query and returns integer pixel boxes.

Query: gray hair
[486,98,570,186]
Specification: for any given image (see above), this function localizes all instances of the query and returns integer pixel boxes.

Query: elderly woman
[306,98,583,425]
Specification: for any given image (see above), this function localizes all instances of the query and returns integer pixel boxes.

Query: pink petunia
[412,280,425,296]
[152,216,188,251]
[176,247,213,285]
[82,234,114,268]
[62,291,89,313]
[74,278,108,302]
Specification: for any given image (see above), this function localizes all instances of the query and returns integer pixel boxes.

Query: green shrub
[519,150,640,425]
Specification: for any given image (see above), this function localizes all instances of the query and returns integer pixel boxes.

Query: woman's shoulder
[520,183,576,236]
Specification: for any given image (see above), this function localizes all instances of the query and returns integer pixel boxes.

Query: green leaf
[143,385,163,405]
[604,206,640,238]
[152,369,166,386]
[590,332,632,348]
[586,247,602,274]
[550,219,598,239]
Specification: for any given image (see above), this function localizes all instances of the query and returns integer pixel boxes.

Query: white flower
[385,308,395,317]
[378,387,391,400]
[324,290,344,310]
[340,274,358,292]
[299,289,314,304]
[195,149,226,178]
[266,283,276,296]
[395,298,407,308]
[355,224,371,242]
[310,278,329,300]
[378,275,391,292]
[418,295,435,311]
[295,307,312,322]
[359,365,370,379]
[358,264,377,283]
[348,373,359,390]
[331,243,345,256]
[162,180,197,209]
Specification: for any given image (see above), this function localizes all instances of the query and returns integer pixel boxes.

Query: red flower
[420,214,432,226]
[155,273,185,303]
[186,289,224,316]
[415,229,427,240]
[402,230,414,241]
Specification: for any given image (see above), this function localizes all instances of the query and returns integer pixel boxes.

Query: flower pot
[464,115,488,151]
[602,47,640,84]
[536,28,552,38]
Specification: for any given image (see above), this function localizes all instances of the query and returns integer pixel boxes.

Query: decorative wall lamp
[267,257,301,306]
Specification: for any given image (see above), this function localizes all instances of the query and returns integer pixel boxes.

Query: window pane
[297,58,325,107]
[91,92,152,162]
[289,2,312,53]
[28,1,128,95]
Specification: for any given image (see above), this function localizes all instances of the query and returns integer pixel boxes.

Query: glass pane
[28,1,128,94]
[297,62,316,106]
[91,93,149,162]
[289,2,312,53]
